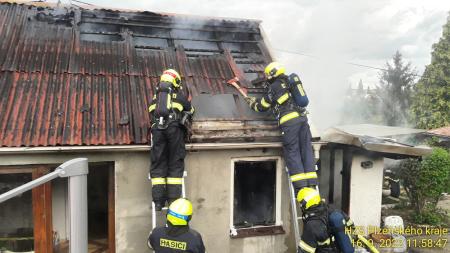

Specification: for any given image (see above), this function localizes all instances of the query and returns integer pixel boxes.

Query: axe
[226,77,248,98]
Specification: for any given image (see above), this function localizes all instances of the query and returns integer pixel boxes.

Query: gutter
[0,143,284,154]
[0,142,328,159]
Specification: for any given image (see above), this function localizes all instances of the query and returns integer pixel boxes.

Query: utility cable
[273,47,439,82]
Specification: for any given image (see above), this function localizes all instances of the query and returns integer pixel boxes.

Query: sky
[49,0,450,129]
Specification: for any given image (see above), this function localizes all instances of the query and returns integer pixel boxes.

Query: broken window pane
[233,161,276,228]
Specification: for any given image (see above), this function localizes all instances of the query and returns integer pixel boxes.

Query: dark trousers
[150,124,186,203]
[280,116,317,194]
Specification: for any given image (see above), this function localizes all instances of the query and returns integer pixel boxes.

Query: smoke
[54,0,450,131]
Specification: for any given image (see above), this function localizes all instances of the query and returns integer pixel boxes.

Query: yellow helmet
[160,69,181,88]
[167,198,193,226]
[297,187,321,210]
[264,62,285,79]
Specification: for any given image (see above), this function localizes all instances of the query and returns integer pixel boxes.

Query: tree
[398,158,421,212]
[340,80,384,124]
[411,14,450,129]
[377,51,417,126]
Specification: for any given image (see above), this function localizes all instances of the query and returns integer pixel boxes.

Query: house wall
[348,154,384,232]
[186,149,293,253]
[0,147,296,253]
[52,178,69,242]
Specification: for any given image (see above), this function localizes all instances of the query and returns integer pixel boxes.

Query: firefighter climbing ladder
[286,166,320,250]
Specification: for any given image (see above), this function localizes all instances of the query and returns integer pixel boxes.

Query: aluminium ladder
[147,171,188,250]
[286,165,320,250]
[150,170,188,229]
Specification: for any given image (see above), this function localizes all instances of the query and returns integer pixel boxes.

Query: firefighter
[148,198,206,253]
[148,69,195,211]
[297,187,340,253]
[297,187,338,253]
[297,188,380,253]
[245,62,317,194]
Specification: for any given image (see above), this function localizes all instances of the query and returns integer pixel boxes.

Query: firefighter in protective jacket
[148,198,205,253]
[148,69,195,211]
[245,62,317,194]
[297,188,353,253]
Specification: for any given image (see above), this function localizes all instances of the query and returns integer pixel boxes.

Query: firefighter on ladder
[148,69,195,211]
[244,62,317,195]
[297,187,380,253]
[148,198,206,253]
[297,187,346,253]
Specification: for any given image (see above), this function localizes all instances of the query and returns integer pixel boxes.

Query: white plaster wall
[114,153,152,252]
[348,154,384,232]
[0,152,151,253]
[186,149,294,253]
[0,148,296,253]
[52,178,69,242]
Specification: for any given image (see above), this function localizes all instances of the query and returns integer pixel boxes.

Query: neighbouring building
[425,126,450,148]
[320,124,431,230]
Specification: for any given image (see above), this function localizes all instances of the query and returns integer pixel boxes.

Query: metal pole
[58,158,89,253]
[69,173,88,253]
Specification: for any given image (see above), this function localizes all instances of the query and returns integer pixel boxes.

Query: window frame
[229,156,284,238]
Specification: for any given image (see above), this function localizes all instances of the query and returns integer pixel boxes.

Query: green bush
[413,211,442,225]
[418,148,450,205]
[397,148,450,225]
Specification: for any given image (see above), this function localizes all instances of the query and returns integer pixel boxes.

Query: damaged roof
[321,124,432,157]
[0,2,278,147]
[427,126,450,137]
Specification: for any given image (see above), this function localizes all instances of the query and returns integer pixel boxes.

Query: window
[0,166,52,253]
[230,158,285,238]
[0,173,34,252]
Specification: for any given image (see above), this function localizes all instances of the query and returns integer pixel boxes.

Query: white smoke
[53,0,450,131]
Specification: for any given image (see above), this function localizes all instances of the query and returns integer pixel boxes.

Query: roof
[321,124,431,157]
[330,124,426,137]
[0,2,280,147]
[427,126,450,137]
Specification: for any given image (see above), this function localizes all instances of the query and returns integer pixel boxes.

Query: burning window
[231,159,285,237]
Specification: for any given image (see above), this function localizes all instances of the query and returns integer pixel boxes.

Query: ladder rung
[153,207,169,211]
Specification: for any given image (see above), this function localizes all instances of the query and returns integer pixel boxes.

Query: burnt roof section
[0,2,276,147]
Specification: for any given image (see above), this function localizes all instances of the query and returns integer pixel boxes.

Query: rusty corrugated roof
[0,2,275,147]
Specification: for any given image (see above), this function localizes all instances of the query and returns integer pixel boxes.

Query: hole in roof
[79,23,120,33]
[129,26,170,37]
[80,33,122,42]
[175,40,219,51]
[133,37,168,48]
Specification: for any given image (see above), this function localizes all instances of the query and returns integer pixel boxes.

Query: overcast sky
[53,0,449,129]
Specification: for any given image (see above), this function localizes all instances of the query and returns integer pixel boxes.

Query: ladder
[150,170,188,228]
[147,171,188,250]
[286,166,320,250]
[286,166,302,250]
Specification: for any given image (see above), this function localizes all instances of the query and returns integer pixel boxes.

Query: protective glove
[181,111,193,126]
[244,96,257,107]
